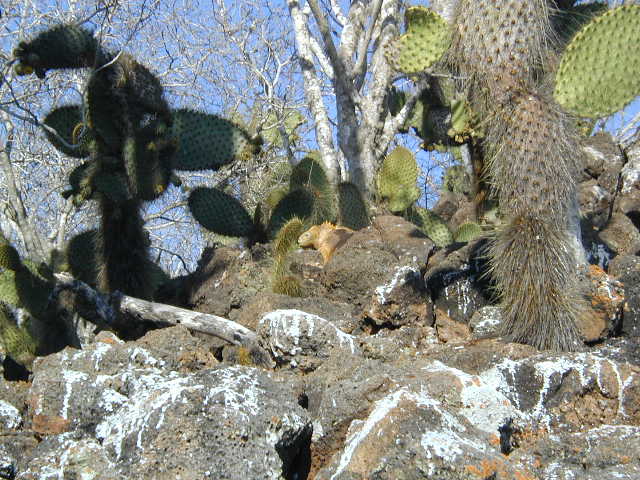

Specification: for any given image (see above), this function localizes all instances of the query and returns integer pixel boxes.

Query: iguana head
[297,226,319,247]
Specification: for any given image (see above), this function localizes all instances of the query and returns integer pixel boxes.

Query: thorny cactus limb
[271,217,305,297]
[96,199,155,300]
[12,24,108,78]
[446,0,606,351]
[66,229,99,286]
[449,0,553,106]
[489,218,584,351]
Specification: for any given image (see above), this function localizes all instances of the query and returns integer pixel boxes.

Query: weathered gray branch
[53,273,269,357]
[0,113,49,262]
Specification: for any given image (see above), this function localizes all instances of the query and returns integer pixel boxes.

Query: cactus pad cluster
[14,23,263,299]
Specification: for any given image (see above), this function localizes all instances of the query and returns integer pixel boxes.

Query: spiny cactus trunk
[96,198,154,300]
[450,0,585,351]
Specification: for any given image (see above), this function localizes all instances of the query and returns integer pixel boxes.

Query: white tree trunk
[287,0,342,184]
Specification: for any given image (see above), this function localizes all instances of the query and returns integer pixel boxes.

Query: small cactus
[271,217,306,297]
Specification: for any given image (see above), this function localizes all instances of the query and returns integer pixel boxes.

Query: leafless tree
[286,0,435,198]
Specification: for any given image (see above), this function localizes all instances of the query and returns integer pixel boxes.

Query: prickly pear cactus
[337,182,370,230]
[15,22,264,303]
[43,105,91,158]
[267,188,316,238]
[290,156,336,224]
[66,229,99,286]
[449,0,552,99]
[387,6,451,74]
[0,303,36,368]
[407,207,453,247]
[454,222,482,243]
[188,187,255,238]
[171,109,256,171]
[0,242,22,272]
[271,217,306,297]
[273,217,306,263]
[12,24,104,78]
[377,147,421,213]
[554,5,640,118]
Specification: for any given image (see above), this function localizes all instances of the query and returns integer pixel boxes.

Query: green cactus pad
[554,5,640,118]
[12,24,103,78]
[171,109,257,171]
[0,271,19,307]
[188,187,255,237]
[66,229,99,286]
[290,156,335,223]
[407,207,453,247]
[377,146,421,213]
[337,182,370,230]
[387,6,451,74]
[43,105,91,158]
[266,187,289,210]
[290,155,329,191]
[268,188,316,238]
[0,303,36,368]
[454,222,483,243]
[0,243,22,272]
